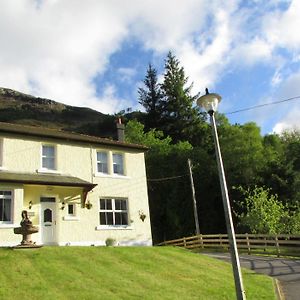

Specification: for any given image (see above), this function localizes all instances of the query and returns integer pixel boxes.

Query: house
[0,121,152,246]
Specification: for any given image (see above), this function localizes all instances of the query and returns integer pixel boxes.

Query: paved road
[204,253,300,300]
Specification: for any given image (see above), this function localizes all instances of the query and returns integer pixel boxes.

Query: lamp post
[197,90,246,300]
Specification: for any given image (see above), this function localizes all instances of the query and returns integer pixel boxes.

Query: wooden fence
[157,234,300,257]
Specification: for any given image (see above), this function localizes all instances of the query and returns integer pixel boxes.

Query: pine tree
[138,64,163,129]
[160,52,200,142]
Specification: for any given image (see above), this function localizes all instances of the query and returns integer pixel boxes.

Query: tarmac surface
[204,253,300,300]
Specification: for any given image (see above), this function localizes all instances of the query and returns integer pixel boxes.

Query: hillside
[0,247,276,300]
[0,87,117,138]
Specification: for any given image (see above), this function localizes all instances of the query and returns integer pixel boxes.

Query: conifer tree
[138,64,163,129]
[160,51,200,142]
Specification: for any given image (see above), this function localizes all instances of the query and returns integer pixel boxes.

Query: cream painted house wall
[0,133,152,247]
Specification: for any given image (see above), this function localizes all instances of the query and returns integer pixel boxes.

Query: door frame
[40,195,58,245]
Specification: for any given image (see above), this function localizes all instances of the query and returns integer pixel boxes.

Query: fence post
[200,234,204,249]
[183,237,187,248]
[246,233,250,255]
[275,235,280,257]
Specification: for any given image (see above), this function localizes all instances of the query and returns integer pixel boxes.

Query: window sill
[0,223,18,228]
[63,216,80,221]
[94,173,130,180]
[95,225,133,230]
[37,169,61,174]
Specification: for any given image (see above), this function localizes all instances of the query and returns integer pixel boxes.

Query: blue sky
[0,0,300,134]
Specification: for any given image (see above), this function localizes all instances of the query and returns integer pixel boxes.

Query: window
[0,191,12,223]
[67,204,75,216]
[44,209,52,223]
[0,139,3,167]
[113,153,124,175]
[97,151,108,174]
[42,145,56,170]
[99,198,128,226]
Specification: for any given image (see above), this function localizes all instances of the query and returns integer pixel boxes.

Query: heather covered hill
[0,87,117,138]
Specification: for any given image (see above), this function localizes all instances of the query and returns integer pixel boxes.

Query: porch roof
[0,171,97,191]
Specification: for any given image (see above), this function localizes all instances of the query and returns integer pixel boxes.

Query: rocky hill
[0,87,118,138]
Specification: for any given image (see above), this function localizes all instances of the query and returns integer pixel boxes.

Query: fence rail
[157,234,300,257]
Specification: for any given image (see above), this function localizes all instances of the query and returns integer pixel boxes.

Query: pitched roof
[0,121,148,151]
[0,171,97,191]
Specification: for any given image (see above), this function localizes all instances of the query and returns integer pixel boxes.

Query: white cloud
[263,0,300,51]
[0,0,130,111]
[272,108,300,134]
[271,69,283,86]
[233,38,273,66]
[272,71,300,133]
[117,67,137,83]
[0,0,299,119]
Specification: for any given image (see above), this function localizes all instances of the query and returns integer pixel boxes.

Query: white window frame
[0,139,3,168]
[112,153,125,175]
[0,190,13,224]
[67,203,75,216]
[0,137,6,170]
[41,144,56,171]
[96,151,109,174]
[98,198,129,228]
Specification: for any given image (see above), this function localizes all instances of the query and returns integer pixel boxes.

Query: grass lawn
[0,246,276,300]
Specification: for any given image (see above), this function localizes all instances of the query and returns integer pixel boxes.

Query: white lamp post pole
[197,91,246,300]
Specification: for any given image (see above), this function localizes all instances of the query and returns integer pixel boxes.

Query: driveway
[204,252,300,300]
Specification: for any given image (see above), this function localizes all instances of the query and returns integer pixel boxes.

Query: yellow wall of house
[0,134,152,246]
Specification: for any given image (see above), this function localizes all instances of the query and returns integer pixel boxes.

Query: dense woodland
[124,52,300,244]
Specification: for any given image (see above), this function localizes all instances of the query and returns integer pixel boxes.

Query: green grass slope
[0,247,276,300]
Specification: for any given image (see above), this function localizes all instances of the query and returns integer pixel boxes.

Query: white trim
[0,189,14,224]
[66,203,76,217]
[112,152,125,175]
[0,138,3,167]
[94,173,130,180]
[37,168,61,174]
[0,223,19,228]
[0,241,20,247]
[59,241,105,246]
[95,225,133,230]
[41,144,57,171]
[63,216,80,221]
[40,195,58,244]
[95,150,109,175]
[119,239,153,246]
[57,239,152,247]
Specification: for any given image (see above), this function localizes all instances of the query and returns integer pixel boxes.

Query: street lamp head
[197,90,222,115]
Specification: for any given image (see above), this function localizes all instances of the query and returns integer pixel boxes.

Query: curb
[275,279,285,300]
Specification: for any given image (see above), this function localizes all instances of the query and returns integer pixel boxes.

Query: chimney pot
[116,118,125,142]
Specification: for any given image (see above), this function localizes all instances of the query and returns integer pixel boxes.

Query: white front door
[40,197,56,245]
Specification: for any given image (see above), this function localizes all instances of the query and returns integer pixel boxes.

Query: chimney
[116,118,125,142]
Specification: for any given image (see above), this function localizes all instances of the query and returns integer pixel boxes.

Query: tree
[125,120,196,243]
[138,64,163,130]
[260,130,300,205]
[160,52,201,142]
[234,186,292,234]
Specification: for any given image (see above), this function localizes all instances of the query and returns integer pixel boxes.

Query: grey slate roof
[0,171,97,191]
[0,121,148,151]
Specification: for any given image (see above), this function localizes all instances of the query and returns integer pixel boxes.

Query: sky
[0,0,300,135]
